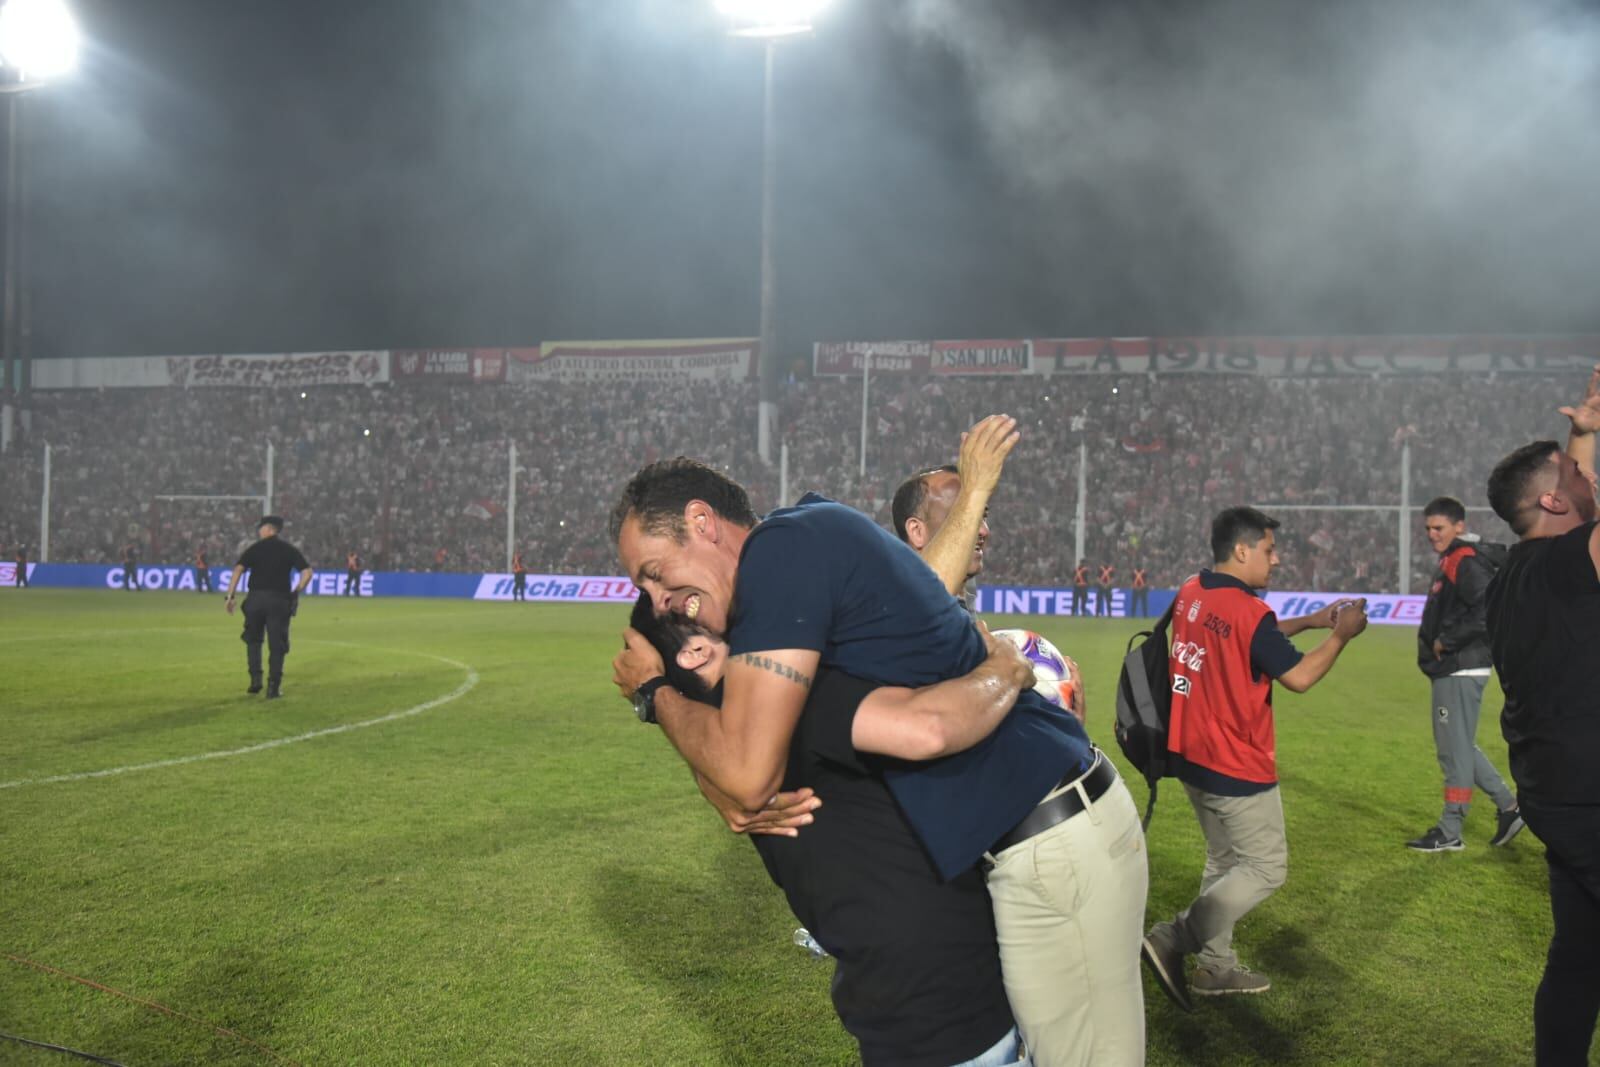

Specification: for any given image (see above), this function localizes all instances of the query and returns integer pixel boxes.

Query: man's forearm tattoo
[733,653,813,690]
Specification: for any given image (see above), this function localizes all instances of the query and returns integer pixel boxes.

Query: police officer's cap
[258,515,285,531]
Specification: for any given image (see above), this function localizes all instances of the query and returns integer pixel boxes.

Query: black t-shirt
[751,670,1013,1067]
[1486,521,1600,804]
[237,537,310,595]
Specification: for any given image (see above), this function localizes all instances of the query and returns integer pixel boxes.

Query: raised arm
[1277,599,1352,637]
[850,623,1035,760]
[1278,599,1368,693]
[1554,366,1600,580]
[1559,363,1600,479]
[921,415,1019,596]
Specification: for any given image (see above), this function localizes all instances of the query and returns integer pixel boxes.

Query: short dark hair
[1211,506,1280,563]
[1422,496,1466,523]
[890,464,958,542]
[628,593,720,705]
[608,457,757,544]
[1487,440,1561,535]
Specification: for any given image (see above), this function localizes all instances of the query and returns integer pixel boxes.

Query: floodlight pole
[264,439,275,515]
[756,38,779,465]
[779,440,789,507]
[38,438,48,560]
[0,89,19,453]
[1075,437,1087,569]
[506,440,516,572]
[1398,439,1412,594]
[858,347,870,479]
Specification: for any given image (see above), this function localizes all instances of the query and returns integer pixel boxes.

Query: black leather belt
[990,754,1118,856]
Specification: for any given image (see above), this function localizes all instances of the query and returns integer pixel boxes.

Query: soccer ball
[992,628,1080,712]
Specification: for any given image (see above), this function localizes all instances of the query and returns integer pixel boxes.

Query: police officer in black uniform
[223,516,313,699]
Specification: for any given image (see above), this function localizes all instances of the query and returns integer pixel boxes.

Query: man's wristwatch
[631,677,672,724]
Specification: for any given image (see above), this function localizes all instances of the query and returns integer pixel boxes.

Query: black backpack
[1472,540,1508,574]
[1114,599,1177,829]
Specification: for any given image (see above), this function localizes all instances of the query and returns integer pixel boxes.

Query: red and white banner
[33,352,391,389]
[170,352,389,388]
[508,339,757,383]
[461,498,504,521]
[1033,336,1600,377]
[812,341,934,377]
[932,339,1030,375]
[392,348,511,383]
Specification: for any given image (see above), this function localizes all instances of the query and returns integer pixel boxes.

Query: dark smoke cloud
[898,0,1600,334]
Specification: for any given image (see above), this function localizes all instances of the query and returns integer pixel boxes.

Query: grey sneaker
[1490,808,1526,848]
[1406,827,1465,852]
[1191,963,1271,997]
[1140,923,1193,1012]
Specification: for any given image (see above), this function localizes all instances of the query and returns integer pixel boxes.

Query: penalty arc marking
[0,642,479,790]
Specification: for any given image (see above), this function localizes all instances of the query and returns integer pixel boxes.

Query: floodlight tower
[714,0,831,466]
[0,0,77,454]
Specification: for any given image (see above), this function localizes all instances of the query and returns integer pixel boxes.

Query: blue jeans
[952,1026,1029,1067]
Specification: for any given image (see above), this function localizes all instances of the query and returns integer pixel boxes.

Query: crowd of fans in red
[0,371,1564,592]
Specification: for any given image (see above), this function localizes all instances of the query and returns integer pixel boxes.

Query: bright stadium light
[0,0,77,457]
[0,0,79,82]
[712,0,835,465]
[715,0,830,37]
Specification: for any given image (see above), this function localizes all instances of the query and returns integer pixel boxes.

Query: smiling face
[923,471,989,579]
[617,504,741,636]
[906,471,989,580]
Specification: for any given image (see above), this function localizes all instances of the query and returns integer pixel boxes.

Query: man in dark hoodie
[1405,495,1523,853]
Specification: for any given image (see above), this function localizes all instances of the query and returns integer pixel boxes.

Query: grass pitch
[0,590,1554,1065]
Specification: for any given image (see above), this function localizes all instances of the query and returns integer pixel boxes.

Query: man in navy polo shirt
[610,451,1148,1067]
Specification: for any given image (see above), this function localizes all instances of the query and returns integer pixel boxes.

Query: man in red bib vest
[1142,506,1368,1007]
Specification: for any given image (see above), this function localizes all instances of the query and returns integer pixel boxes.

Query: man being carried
[1142,507,1367,1008]
[1405,495,1521,853]
[611,427,1147,1067]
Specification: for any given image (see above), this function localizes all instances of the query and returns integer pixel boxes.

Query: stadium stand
[0,372,1567,591]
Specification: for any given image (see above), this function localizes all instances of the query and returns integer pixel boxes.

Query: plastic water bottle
[793,927,831,960]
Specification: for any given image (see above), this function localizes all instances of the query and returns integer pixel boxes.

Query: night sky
[17,0,1600,359]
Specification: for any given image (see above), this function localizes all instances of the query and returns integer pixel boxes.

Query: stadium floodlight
[715,0,830,37]
[711,0,834,466]
[0,0,79,83]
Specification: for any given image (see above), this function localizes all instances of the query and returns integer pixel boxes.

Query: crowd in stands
[0,370,1574,594]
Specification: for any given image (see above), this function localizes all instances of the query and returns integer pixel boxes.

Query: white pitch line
[0,646,479,790]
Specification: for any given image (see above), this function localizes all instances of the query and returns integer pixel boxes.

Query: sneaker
[1192,963,1271,997]
[1491,808,1526,848]
[1140,924,1193,1012]
[1406,827,1465,852]
[247,680,263,694]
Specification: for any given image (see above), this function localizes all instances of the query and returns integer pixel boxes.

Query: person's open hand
[957,415,1021,497]
[1558,364,1600,436]
[979,620,1036,692]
